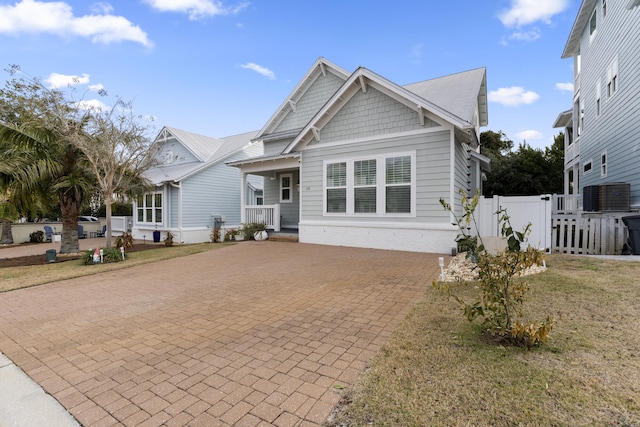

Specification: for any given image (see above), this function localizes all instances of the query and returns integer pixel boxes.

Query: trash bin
[622,215,640,255]
[45,249,57,262]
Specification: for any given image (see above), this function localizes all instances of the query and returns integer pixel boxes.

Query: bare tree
[75,99,159,248]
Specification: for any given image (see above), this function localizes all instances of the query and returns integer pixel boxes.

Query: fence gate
[477,195,552,251]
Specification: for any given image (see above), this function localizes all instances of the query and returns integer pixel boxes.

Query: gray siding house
[133,126,262,243]
[554,0,640,211]
[229,58,489,253]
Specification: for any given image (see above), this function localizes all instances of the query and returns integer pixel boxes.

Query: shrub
[434,189,555,347]
[81,247,123,265]
[29,230,44,243]
[114,232,133,249]
[223,228,239,242]
[211,228,221,243]
[164,231,174,247]
[241,222,266,240]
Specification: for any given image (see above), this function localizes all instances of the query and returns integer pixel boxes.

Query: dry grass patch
[325,254,640,427]
[0,243,232,292]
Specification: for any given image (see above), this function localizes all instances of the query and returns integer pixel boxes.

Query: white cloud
[88,83,105,92]
[507,28,541,42]
[76,98,108,111]
[0,0,152,47]
[45,72,90,89]
[240,62,275,80]
[515,130,544,141]
[90,2,114,14]
[488,86,539,106]
[499,0,570,27]
[555,82,574,93]
[143,0,248,20]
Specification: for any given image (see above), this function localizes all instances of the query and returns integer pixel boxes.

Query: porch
[244,205,282,232]
[229,152,301,234]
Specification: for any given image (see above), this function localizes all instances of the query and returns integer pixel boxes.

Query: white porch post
[241,172,247,224]
[274,204,281,232]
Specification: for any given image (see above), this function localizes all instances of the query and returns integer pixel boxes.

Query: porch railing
[245,204,280,232]
[552,194,581,214]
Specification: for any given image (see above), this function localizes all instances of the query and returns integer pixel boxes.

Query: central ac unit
[583,185,600,211]
[600,182,630,211]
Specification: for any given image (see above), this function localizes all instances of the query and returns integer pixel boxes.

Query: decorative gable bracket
[416,106,426,127]
[311,126,321,142]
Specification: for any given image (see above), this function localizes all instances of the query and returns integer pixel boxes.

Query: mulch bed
[0,244,164,268]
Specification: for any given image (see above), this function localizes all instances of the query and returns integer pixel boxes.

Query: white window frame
[595,79,601,117]
[583,159,593,175]
[136,191,163,225]
[323,151,416,217]
[280,173,293,203]
[600,151,608,177]
[589,9,597,42]
[606,56,618,99]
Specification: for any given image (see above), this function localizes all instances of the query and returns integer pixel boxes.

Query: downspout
[170,181,183,243]
[449,125,456,223]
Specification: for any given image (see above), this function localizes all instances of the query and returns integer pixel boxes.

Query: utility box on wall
[211,215,223,229]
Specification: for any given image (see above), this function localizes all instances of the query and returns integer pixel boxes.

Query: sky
[0,0,581,150]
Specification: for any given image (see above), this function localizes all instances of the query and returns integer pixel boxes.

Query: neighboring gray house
[554,0,640,211]
[229,58,489,253]
[133,126,262,243]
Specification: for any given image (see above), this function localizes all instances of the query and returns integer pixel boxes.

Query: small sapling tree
[434,189,555,347]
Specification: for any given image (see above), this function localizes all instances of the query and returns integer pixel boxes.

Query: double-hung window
[324,152,414,216]
[137,192,163,224]
[280,173,293,203]
[326,162,347,213]
[607,56,618,98]
[354,160,376,213]
[386,156,412,213]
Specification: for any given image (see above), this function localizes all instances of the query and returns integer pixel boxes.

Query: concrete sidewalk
[0,242,441,426]
[0,352,79,426]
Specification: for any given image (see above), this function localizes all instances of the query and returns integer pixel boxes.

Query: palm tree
[0,70,99,253]
[0,123,93,253]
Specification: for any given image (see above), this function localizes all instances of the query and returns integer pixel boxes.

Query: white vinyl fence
[476,195,552,251]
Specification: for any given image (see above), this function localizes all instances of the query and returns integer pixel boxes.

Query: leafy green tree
[480,130,513,161]
[481,131,564,196]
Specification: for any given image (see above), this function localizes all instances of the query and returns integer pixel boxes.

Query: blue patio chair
[43,225,53,243]
[78,224,87,239]
[97,224,106,237]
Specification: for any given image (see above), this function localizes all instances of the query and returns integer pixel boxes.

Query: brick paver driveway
[0,242,440,426]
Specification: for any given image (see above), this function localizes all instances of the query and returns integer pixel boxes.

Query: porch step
[268,235,299,243]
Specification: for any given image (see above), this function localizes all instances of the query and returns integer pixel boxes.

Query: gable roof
[161,126,226,162]
[283,66,486,154]
[145,127,259,184]
[403,67,488,127]
[253,57,350,141]
[562,0,597,58]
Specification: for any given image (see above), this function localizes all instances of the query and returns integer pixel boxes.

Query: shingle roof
[403,67,488,127]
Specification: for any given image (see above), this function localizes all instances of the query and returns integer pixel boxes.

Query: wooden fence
[551,215,628,255]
